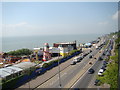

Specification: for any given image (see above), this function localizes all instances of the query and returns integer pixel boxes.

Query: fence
[2,51,80,89]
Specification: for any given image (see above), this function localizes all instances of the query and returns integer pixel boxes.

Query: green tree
[7,48,33,56]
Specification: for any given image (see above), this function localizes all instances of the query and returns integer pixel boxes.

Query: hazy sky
[2,2,118,37]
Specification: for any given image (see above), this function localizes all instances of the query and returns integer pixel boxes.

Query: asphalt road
[36,36,108,89]
[36,45,99,88]
[71,37,113,89]
[71,60,103,88]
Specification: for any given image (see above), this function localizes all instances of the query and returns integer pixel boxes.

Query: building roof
[21,59,30,62]
[85,43,92,46]
[0,62,36,78]
[0,66,23,78]
[54,41,76,45]
[13,62,36,69]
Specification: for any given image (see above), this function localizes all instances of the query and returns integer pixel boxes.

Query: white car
[73,57,79,63]
[98,69,104,76]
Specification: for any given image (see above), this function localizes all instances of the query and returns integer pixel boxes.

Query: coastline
[2,34,103,52]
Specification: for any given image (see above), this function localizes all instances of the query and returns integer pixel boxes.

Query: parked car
[73,57,78,63]
[94,79,100,85]
[70,61,76,65]
[78,56,83,60]
[101,65,106,70]
[90,50,92,53]
[88,68,95,74]
[103,61,108,65]
[98,56,103,61]
[89,55,93,58]
[98,69,104,76]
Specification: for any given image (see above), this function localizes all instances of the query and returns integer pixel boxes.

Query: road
[18,43,91,89]
[36,48,99,88]
[71,37,113,89]
[18,36,106,89]
[36,37,106,88]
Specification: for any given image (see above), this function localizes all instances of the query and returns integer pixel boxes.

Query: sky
[1,2,118,37]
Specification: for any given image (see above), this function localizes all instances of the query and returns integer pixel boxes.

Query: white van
[73,57,80,63]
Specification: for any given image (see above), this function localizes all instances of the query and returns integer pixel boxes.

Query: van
[73,57,80,63]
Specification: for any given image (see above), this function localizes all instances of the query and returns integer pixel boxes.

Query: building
[33,48,43,61]
[53,41,77,56]
[43,43,51,61]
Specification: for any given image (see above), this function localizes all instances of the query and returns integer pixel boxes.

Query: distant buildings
[53,41,77,56]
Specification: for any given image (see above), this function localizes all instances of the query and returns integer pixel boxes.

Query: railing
[2,51,81,89]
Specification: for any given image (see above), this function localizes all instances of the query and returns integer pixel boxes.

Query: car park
[88,68,95,74]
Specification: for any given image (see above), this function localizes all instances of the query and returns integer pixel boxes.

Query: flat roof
[13,62,36,69]
[0,66,23,78]
[54,42,76,45]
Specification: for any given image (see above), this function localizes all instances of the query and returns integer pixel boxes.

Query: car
[70,61,76,65]
[88,68,95,74]
[73,57,78,63]
[103,61,108,65]
[83,53,87,57]
[101,65,106,69]
[98,56,103,61]
[78,56,83,60]
[98,69,104,76]
[102,52,106,55]
[102,64,107,67]
[90,50,92,53]
[89,55,93,58]
[94,79,100,85]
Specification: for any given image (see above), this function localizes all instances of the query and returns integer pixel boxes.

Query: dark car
[103,61,108,65]
[88,68,95,74]
[94,79,100,85]
[90,50,92,53]
[79,56,83,60]
[102,52,106,55]
[102,64,107,67]
[98,56,103,61]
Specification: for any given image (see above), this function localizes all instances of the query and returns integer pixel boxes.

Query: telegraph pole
[58,48,62,88]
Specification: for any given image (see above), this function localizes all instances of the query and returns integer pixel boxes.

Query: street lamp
[58,48,62,88]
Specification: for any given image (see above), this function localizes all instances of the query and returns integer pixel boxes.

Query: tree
[7,48,33,56]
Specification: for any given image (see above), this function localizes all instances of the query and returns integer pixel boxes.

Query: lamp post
[28,67,31,90]
[58,48,62,88]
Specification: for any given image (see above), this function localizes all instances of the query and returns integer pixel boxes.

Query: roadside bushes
[42,50,80,69]
[42,59,60,68]
[2,75,24,90]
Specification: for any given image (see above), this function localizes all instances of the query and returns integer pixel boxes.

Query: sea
[1,34,103,52]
